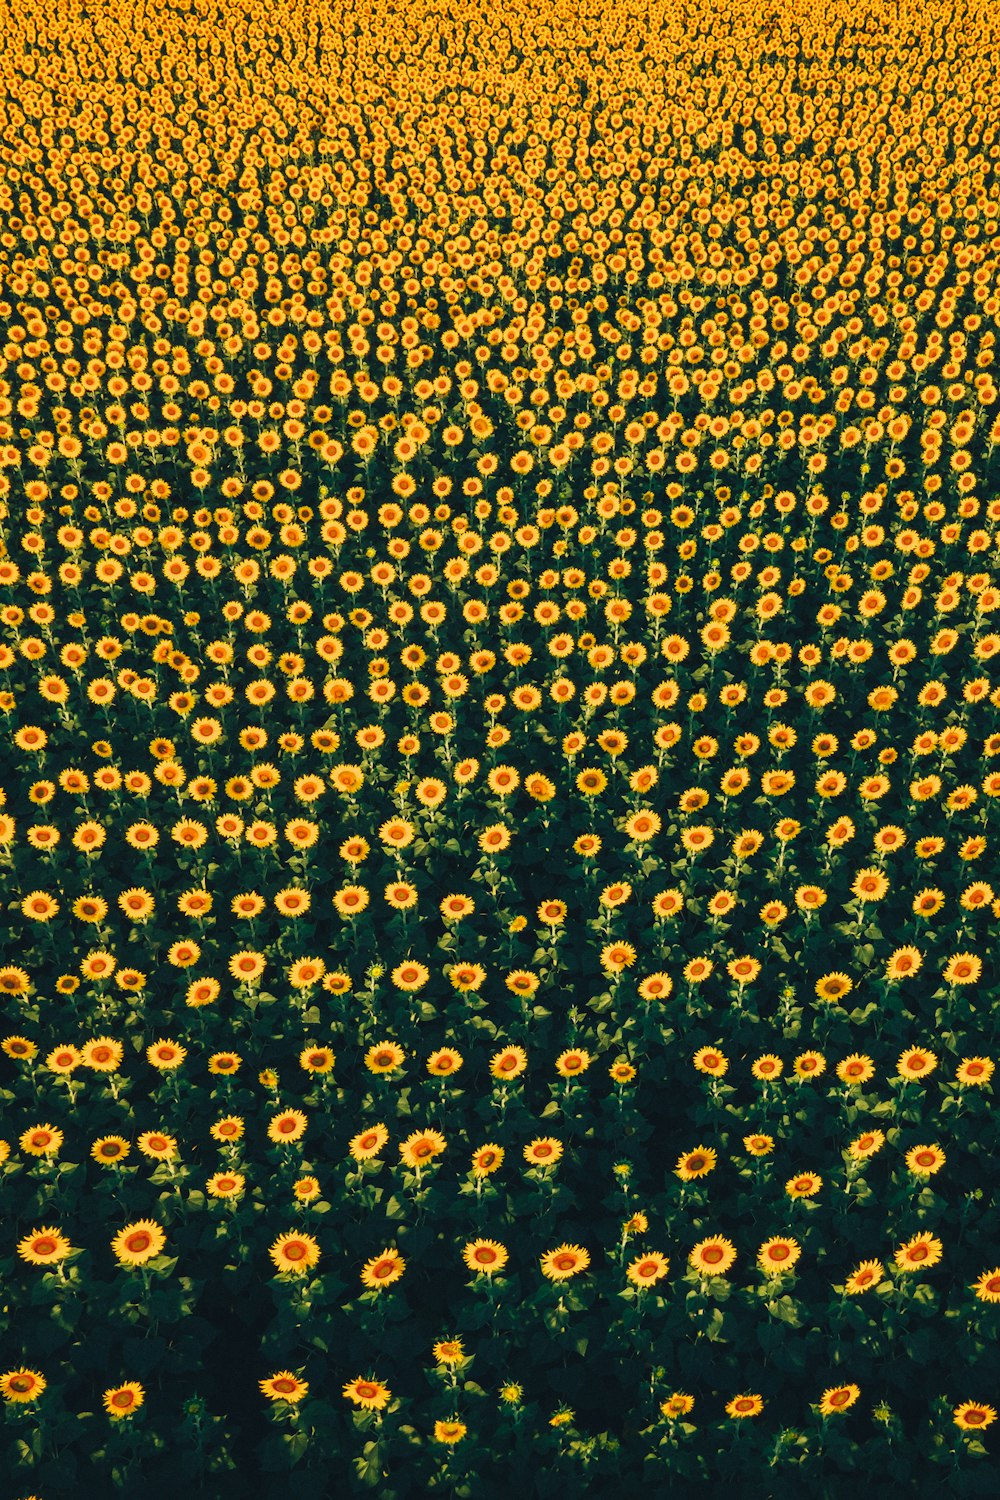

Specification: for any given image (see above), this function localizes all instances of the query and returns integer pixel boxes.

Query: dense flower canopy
[1,0,1000,1494]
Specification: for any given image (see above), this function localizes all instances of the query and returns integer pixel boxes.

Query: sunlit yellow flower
[819,1385,860,1416]
[104,1383,145,1419]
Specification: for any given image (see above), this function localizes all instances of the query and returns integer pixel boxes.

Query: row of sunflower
[3,0,1000,1493]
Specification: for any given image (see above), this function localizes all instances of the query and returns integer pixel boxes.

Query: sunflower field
[1,0,1000,1494]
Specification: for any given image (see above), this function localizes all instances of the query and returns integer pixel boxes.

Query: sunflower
[793,1051,827,1079]
[270,1232,321,1276]
[972,1269,1000,1304]
[471,1143,504,1177]
[555,1049,592,1078]
[626,1251,670,1288]
[288,958,326,989]
[819,1385,860,1416]
[274,887,312,917]
[207,1172,246,1199]
[333,885,370,917]
[342,1377,391,1410]
[378,819,415,850]
[2,1035,38,1061]
[786,1172,822,1199]
[360,1248,406,1290]
[426,1047,463,1077]
[112,1220,167,1268]
[726,1394,764,1419]
[268,1109,308,1144]
[912,887,945,918]
[683,956,714,984]
[433,1339,465,1365]
[681,825,714,854]
[20,1125,63,1156]
[728,956,761,986]
[228,950,267,984]
[757,1237,802,1275]
[462,1239,509,1276]
[954,1402,997,1432]
[956,1057,994,1087]
[433,1420,467,1445]
[851,868,889,902]
[399,1129,447,1168]
[261,1373,310,1405]
[186,978,221,1008]
[523,1137,563,1167]
[384,882,418,910]
[299,1046,336,1074]
[905,1144,946,1177]
[885,947,923,981]
[208,1052,242,1075]
[661,1392,695,1418]
[103,1382,145,1419]
[490,1045,528,1080]
[20,892,59,923]
[45,1045,82,1075]
[92,1136,131,1166]
[743,1133,775,1156]
[897,1048,938,1080]
[892,1223,944,1273]
[81,1037,124,1072]
[692,1047,729,1077]
[689,1237,737,1276]
[146,1039,187,1071]
[751,1054,783,1081]
[675,1147,717,1180]
[837,1054,875,1085]
[815,972,853,1003]
[576,767,608,796]
[794,884,827,912]
[610,1060,638,1084]
[17,1227,73,1265]
[349,1124,390,1162]
[540,1244,591,1282]
[72,894,109,923]
[364,1041,405,1074]
[0,1369,46,1404]
[600,941,637,974]
[847,1130,885,1162]
[449,961,487,992]
[844,1260,885,1295]
[943,953,982,986]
